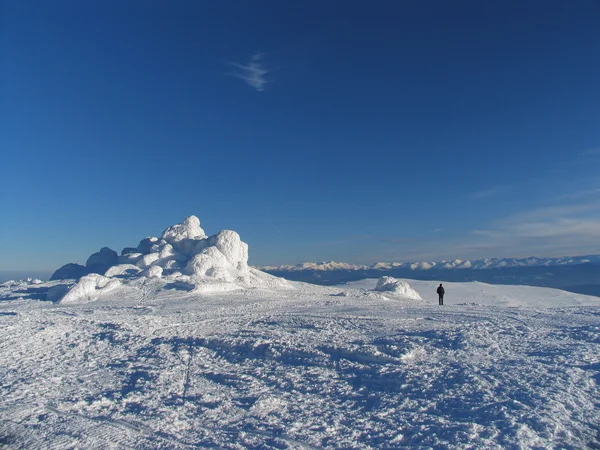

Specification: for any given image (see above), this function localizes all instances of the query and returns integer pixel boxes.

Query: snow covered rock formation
[86,247,118,271]
[49,215,290,303]
[58,274,121,305]
[50,263,89,281]
[374,276,422,300]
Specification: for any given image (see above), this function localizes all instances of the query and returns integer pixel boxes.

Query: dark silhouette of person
[437,283,445,305]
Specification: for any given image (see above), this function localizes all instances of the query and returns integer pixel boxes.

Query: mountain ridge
[259,254,600,273]
[259,255,600,297]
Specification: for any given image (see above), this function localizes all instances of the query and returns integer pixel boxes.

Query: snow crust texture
[1,278,600,449]
[48,216,289,304]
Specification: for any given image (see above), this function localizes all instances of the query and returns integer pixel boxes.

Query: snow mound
[59,274,121,305]
[104,264,141,278]
[374,277,422,300]
[48,215,291,303]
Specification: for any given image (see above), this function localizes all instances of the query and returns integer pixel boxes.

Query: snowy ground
[1,278,600,449]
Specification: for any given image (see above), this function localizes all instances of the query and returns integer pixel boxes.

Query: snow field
[1,278,600,449]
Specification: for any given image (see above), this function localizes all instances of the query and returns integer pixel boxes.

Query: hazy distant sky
[1,0,600,270]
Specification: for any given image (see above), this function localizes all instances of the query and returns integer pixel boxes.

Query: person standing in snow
[437,283,445,305]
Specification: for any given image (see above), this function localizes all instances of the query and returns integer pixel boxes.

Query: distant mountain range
[261,255,600,272]
[259,255,600,297]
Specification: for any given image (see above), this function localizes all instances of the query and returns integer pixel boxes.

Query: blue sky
[1,0,600,271]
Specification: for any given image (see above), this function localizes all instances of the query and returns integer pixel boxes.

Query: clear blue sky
[2,0,600,271]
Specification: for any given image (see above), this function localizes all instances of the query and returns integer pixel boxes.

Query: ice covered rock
[58,274,121,304]
[191,238,209,255]
[86,247,118,268]
[162,215,206,243]
[137,252,160,268]
[161,257,186,271]
[143,266,163,279]
[161,216,208,256]
[175,238,206,257]
[104,264,141,278]
[48,214,291,294]
[208,230,249,272]
[159,243,175,259]
[118,252,143,264]
[375,277,422,300]
[186,247,235,281]
[137,237,165,255]
[50,263,89,281]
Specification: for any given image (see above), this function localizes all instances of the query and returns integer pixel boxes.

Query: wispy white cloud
[505,202,600,223]
[459,200,600,257]
[379,200,600,262]
[226,53,269,92]
[471,184,511,199]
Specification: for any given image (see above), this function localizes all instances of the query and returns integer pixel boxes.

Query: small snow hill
[1,217,600,449]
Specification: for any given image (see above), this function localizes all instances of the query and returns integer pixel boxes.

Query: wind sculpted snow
[1,278,600,449]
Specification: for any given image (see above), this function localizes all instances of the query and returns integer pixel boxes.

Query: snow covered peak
[263,261,366,272]
[441,259,473,269]
[313,261,360,271]
[261,254,600,274]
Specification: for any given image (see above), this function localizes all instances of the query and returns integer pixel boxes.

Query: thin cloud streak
[557,188,600,200]
[459,200,600,258]
[471,184,511,199]
[504,202,600,224]
[226,53,269,92]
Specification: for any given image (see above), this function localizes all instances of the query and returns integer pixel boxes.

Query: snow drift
[49,216,290,303]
